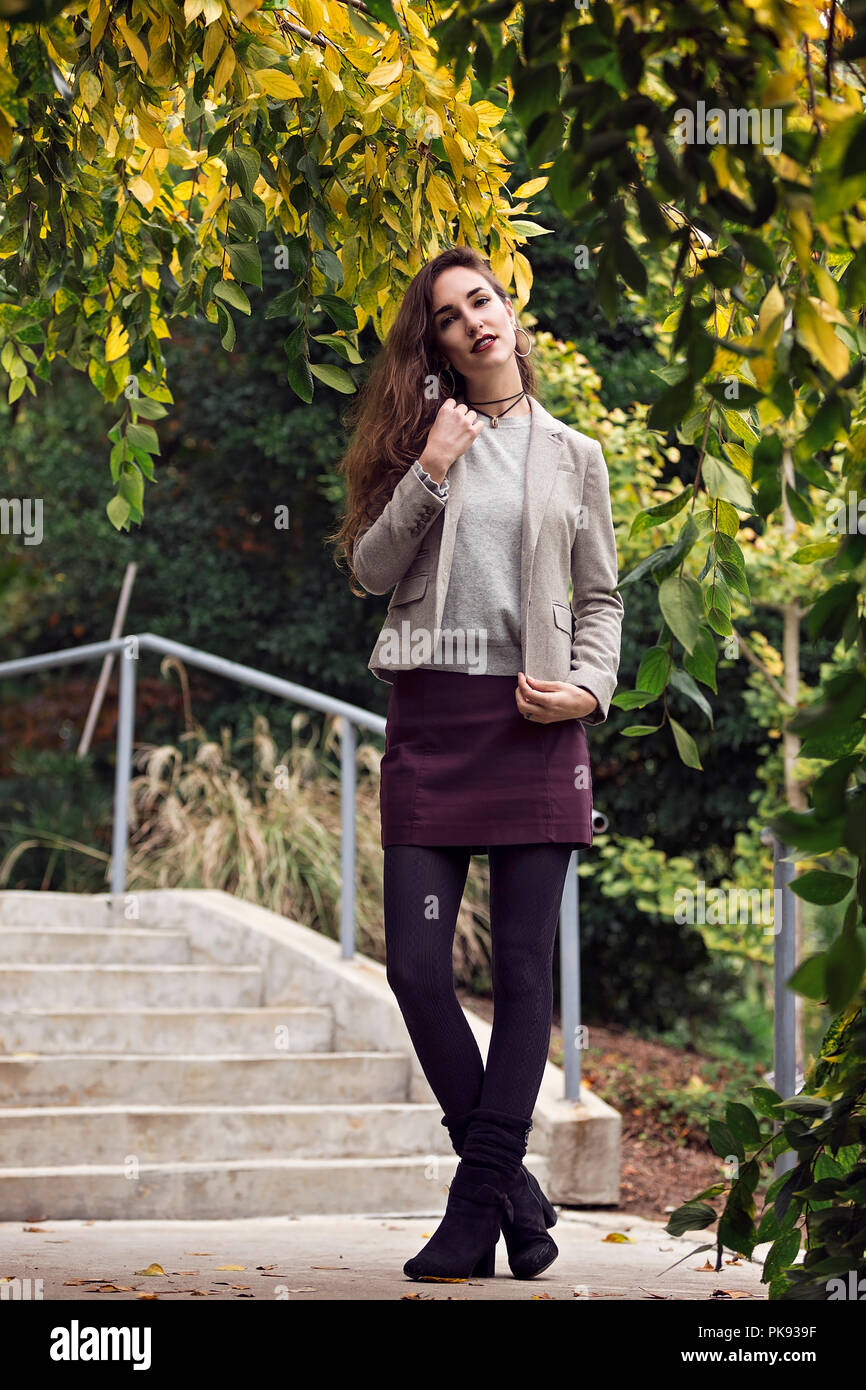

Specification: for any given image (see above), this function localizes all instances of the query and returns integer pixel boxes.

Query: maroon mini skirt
[379,668,594,853]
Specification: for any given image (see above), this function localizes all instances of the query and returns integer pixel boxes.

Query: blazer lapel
[433,393,565,638]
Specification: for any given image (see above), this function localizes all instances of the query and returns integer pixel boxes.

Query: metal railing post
[559,849,581,1099]
[770,829,798,1178]
[340,717,357,960]
[110,637,137,896]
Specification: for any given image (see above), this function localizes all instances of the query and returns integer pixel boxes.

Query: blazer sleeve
[353,462,448,595]
[564,440,624,725]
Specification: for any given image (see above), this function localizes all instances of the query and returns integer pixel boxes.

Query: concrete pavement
[0,1209,768,1301]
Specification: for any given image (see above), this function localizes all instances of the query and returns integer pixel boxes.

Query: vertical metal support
[110,638,137,896]
[559,849,581,1100]
[771,830,798,1178]
[340,716,357,960]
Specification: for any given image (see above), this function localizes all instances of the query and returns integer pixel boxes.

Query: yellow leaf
[136,109,167,149]
[105,319,130,363]
[215,1264,245,1270]
[128,175,156,205]
[255,68,304,99]
[184,0,206,22]
[133,1263,166,1276]
[513,177,548,198]
[213,44,236,94]
[602,1232,635,1243]
[367,58,403,87]
[513,250,532,305]
[116,17,149,74]
[758,283,785,336]
[78,70,102,110]
[796,296,849,378]
[202,22,223,73]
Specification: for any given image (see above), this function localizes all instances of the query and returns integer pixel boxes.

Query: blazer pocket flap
[556,460,578,472]
[552,600,573,634]
[392,573,429,605]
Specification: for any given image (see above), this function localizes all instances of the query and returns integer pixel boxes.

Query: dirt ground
[457,991,764,1224]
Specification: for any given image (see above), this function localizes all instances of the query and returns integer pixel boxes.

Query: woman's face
[428,265,518,384]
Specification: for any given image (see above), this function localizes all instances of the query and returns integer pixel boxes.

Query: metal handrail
[0,633,591,1098]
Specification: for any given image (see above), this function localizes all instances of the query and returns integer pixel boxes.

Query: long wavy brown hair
[327,246,539,598]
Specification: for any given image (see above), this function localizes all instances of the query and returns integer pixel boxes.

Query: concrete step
[0,1103,445,1165]
[0,1052,412,1105]
[0,965,264,1009]
[0,1007,334,1055]
[0,927,190,964]
[0,1154,555,1218]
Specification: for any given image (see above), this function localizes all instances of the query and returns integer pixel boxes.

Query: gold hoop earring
[513,325,533,358]
[437,364,456,397]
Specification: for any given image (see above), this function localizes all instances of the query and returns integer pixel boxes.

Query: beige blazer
[352,393,624,725]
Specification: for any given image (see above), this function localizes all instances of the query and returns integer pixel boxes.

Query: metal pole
[559,849,581,1099]
[340,716,357,959]
[78,562,138,757]
[110,638,137,896]
[770,829,798,1178]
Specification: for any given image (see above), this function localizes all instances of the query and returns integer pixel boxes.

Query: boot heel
[471,1244,496,1278]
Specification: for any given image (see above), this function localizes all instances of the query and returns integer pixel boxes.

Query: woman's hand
[418,398,486,484]
[515,672,598,723]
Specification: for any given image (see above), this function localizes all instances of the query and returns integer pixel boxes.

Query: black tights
[383,843,573,1121]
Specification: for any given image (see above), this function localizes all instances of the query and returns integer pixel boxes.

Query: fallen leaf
[23,1226,52,1233]
[697,1260,715,1271]
[134,1263,166,1276]
[602,1232,635,1243]
[137,1293,160,1300]
[214,1264,245,1271]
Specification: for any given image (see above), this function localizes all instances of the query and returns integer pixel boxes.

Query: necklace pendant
[491,415,498,428]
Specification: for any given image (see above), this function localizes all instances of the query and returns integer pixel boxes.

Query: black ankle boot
[403,1159,513,1281]
[442,1108,559,1280]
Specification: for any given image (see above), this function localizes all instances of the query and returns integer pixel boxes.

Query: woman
[330,246,623,1282]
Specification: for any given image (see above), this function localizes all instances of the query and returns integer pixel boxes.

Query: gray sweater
[408,414,599,710]
[411,412,529,675]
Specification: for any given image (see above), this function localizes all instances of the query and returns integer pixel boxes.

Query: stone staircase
[0,888,619,1217]
[0,911,454,1219]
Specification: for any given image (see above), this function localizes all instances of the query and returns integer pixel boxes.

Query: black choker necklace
[464,389,527,428]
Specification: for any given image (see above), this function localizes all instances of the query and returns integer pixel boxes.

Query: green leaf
[227,241,262,288]
[611,689,657,709]
[620,723,664,736]
[126,423,160,455]
[130,397,168,421]
[825,930,866,1013]
[669,715,703,769]
[749,1085,784,1121]
[635,645,670,696]
[790,870,853,905]
[216,301,235,351]
[647,375,695,431]
[702,453,755,511]
[708,1119,744,1163]
[762,1228,801,1284]
[286,353,314,403]
[311,333,363,364]
[725,1102,762,1148]
[629,486,693,536]
[106,494,131,530]
[787,953,827,1001]
[313,246,345,288]
[664,1200,718,1237]
[310,361,355,392]
[658,571,704,653]
[213,280,251,315]
[683,627,718,691]
[669,668,714,726]
[225,148,261,200]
